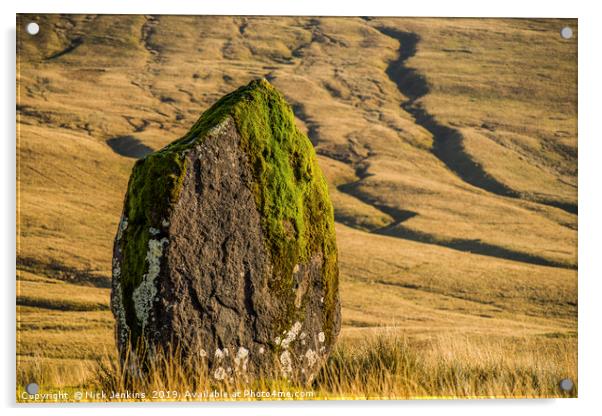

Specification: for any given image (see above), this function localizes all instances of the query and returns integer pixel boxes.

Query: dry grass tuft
[317,334,576,399]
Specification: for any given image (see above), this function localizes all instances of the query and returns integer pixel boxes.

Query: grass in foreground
[317,334,576,399]
[17,333,576,401]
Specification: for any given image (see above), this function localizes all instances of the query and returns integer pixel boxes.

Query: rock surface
[111,79,340,383]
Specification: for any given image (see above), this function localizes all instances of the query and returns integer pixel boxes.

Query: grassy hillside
[16,15,577,399]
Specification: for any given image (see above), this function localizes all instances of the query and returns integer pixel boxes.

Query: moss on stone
[118,151,187,343]
[118,78,338,348]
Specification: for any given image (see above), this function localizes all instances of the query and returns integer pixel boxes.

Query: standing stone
[111,79,340,383]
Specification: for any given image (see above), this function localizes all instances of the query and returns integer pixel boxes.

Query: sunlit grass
[17,332,576,401]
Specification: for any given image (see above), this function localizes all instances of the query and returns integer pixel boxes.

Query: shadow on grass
[375,27,576,215]
[107,135,154,159]
[17,256,110,288]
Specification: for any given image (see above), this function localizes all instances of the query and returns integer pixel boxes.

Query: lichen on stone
[112,282,129,348]
[234,347,249,371]
[116,216,128,241]
[214,367,226,380]
[111,253,129,348]
[279,350,293,377]
[305,348,317,367]
[132,237,168,328]
[281,321,302,349]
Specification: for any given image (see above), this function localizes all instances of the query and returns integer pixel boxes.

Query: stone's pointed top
[163,77,293,152]
[249,77,273,89]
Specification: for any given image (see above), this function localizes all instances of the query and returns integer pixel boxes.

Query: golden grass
[318,333,576,399]
[17,332,576,401]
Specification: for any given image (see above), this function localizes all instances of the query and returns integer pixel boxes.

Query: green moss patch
[118,79,338,348]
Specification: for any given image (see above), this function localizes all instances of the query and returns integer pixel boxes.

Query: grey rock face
[112,113,340,384]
